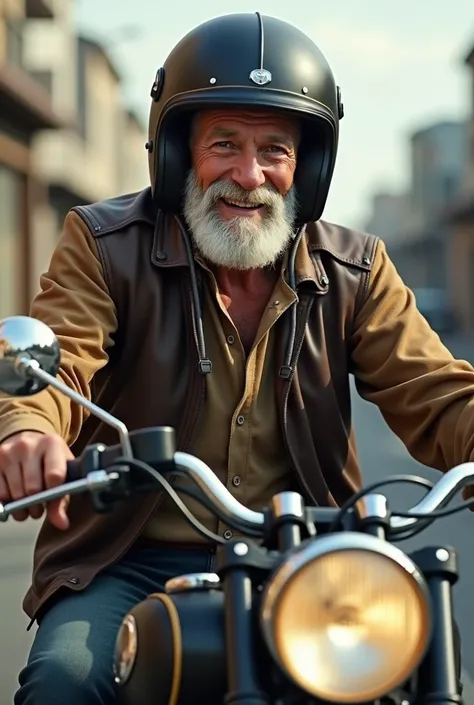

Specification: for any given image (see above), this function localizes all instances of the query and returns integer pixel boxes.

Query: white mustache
[202,179,283,211]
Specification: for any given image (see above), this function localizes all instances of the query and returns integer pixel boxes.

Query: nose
[231,154,266,191]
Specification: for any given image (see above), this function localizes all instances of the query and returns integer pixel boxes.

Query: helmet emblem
[249,68,272,85]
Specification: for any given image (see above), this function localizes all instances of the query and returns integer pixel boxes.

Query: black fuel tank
[115,587,226,705]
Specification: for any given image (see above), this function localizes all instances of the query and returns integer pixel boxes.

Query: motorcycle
[0,314,469,705]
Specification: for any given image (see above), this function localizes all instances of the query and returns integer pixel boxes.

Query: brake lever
[0,470,121,522]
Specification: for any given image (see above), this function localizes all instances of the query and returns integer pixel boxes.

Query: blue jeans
[15,543,216,705]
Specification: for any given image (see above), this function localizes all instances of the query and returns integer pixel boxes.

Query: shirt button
[223,530,233,540]
[227,335,235,345]
[232,475,241,487]
[236,415,245,425]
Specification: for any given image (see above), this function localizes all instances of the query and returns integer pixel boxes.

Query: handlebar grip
[65,459,83,483]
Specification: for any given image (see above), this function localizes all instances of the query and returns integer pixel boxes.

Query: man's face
[183,108,300,270]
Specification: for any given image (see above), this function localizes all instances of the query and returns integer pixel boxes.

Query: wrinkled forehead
[191,107,301,146]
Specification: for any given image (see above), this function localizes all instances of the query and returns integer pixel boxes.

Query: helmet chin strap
[279,225,306,380]
[174,214,212,376]
[172,211,304,380]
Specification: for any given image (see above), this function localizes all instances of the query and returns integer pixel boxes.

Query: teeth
[224,199,260,209]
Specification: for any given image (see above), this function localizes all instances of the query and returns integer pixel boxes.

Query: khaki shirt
[147,251,300,542]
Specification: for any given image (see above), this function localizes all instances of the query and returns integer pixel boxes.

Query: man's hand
[0,431,74,530]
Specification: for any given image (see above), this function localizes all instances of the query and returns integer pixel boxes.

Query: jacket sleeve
[351,238,474,473]
[0,211,117,446]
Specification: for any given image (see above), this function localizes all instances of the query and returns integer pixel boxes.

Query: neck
[211,264,278,296]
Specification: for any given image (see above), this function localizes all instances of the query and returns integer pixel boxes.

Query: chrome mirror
[0,316,133,457]
[0,316,60,396]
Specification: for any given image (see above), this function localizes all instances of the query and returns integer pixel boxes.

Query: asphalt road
[0,333,474,703]
[0,520,38,704]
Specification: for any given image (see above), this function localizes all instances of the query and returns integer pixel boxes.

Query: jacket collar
[151,212,328,292]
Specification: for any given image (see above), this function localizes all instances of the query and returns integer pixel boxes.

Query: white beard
[182,169,298,270]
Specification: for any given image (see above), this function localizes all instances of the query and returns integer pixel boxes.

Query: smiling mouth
[220,198,264,211]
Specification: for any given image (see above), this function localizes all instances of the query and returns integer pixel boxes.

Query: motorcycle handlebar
[2,316,472,535]
[64,450,264,529]
[171,454,474,534]
[2,427,474,533]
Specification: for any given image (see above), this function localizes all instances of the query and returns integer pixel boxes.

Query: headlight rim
[113,613,138,686]
[260,531,432,703]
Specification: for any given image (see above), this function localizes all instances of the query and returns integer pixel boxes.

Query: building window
[0,167,24,317]
[441,174,457,205]
[30,69,53,95]
[5,19,25,69]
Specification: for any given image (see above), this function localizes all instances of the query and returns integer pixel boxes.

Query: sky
[75,0,473,229]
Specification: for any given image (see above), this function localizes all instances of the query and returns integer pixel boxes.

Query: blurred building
[403,120,468,291]
[0,0,149,317]
[119,108,150,194]
[365,120,469,292]
[27,24,149,295]
[0,0,63,319]
[448,44,474,333]
[364,191,411,247]
[400,120,467,290]
[410,121,468,229]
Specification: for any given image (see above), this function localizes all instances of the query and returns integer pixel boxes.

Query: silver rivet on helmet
[209,77,217,84]
[302,86,308,94]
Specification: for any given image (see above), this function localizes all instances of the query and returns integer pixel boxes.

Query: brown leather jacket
[2,188,474,621]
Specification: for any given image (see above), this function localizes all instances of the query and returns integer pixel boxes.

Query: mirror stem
[17,356,134,459]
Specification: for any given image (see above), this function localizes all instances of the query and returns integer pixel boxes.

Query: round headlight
[260,532,431,703]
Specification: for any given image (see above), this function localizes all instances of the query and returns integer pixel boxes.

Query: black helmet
[147,12,344,224]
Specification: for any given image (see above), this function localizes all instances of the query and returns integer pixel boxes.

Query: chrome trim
[20,357,134,459]
[0,316,133,458]
[165,572,221,594]
[390,462,474,532]
[113,614,138,686]
[0,471,119,521]
[174,452,264,528]
[356,493,389,521]
[271,492,304,519]
[249,68,272,85]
